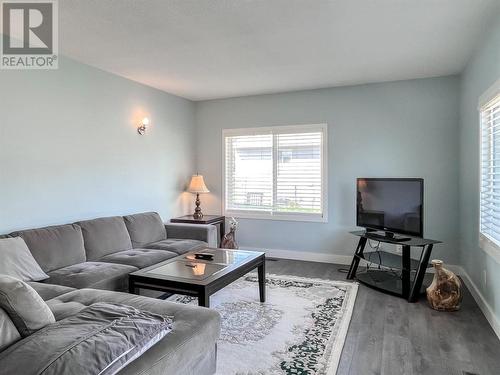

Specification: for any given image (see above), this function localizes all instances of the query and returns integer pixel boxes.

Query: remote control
[194,253,214,260]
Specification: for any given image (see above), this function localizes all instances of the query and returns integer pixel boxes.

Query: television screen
[356,178,423,237]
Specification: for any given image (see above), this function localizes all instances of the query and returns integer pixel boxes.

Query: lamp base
[193,193,204,220]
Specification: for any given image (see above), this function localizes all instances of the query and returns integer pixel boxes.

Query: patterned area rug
[167,273,358,375]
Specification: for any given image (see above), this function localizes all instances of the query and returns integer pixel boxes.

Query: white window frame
[478,78,500,263]
[222,123,328,223]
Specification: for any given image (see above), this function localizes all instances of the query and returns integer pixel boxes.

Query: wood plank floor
[265,258,500,375]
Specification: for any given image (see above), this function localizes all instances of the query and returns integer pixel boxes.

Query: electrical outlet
[483,269,487,288]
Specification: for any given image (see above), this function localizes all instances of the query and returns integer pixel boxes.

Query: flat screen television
[356,178,423,237]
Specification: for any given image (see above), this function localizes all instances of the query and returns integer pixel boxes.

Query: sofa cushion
[0,237,49,281]
[46,289,221,375]
[76,216,133,260]
[165,223,218,247]
[99,248,177,269]
[27,282,75,301]
[123,212,167,248]
[46,262,137,292]
[0,275,55,337]
[0,302,173,375]
[0,308,20,352]
[145,238,207,255]
[11,224,86,273]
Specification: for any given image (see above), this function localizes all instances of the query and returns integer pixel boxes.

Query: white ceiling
[59,0,500,101]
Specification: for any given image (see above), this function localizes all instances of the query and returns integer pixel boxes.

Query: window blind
[225,133,273,212]
[480,94,500,245]
[276,132,322,213]
[224,125,326,220]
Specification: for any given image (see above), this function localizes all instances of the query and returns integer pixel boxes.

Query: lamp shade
[188,175,210,194]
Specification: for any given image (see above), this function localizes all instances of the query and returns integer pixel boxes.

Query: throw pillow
[0,308,21,352]
[0,274,55,337]
[0,237,49,281]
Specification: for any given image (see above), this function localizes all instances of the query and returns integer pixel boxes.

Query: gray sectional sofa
[0,212,221,375]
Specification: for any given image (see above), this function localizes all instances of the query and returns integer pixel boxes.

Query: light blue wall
[195,76,460,262]
[0,57,196,233]
[459,17,500,320]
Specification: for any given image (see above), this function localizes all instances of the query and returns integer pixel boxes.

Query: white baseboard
[450,265,500,340]
[249,248,500,340]
[244,247,353,265]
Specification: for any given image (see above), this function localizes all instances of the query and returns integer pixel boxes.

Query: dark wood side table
[170,215,225,246]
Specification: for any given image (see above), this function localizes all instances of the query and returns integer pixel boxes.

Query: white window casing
[222,124,328,222]
[479,78,500,263]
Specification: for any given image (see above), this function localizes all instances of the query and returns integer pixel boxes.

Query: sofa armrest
[165,223,218,248]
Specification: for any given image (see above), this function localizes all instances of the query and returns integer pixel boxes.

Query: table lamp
[188,174,210,219]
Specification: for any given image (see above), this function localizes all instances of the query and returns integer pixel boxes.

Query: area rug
[167,273,358,375]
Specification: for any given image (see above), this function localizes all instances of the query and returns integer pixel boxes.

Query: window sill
[478,233,500,264]
[224,210,328,223]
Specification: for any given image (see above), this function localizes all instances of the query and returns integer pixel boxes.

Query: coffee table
[128,248,266,308]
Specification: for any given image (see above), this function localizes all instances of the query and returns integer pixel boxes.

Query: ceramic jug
[426,259,462,311]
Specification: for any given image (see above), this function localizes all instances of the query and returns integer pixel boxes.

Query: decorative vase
[426,259,462,311]
[221,218,238,249]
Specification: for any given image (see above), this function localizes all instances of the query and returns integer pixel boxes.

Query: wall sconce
[137,117,150,135]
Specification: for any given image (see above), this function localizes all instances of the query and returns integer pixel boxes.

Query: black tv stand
[347,231,441,302]
[364,231,411,242]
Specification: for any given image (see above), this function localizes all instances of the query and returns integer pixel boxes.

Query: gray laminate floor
[265,258,500,375]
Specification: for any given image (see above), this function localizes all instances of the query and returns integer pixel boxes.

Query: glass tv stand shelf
[346,231,441,302]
